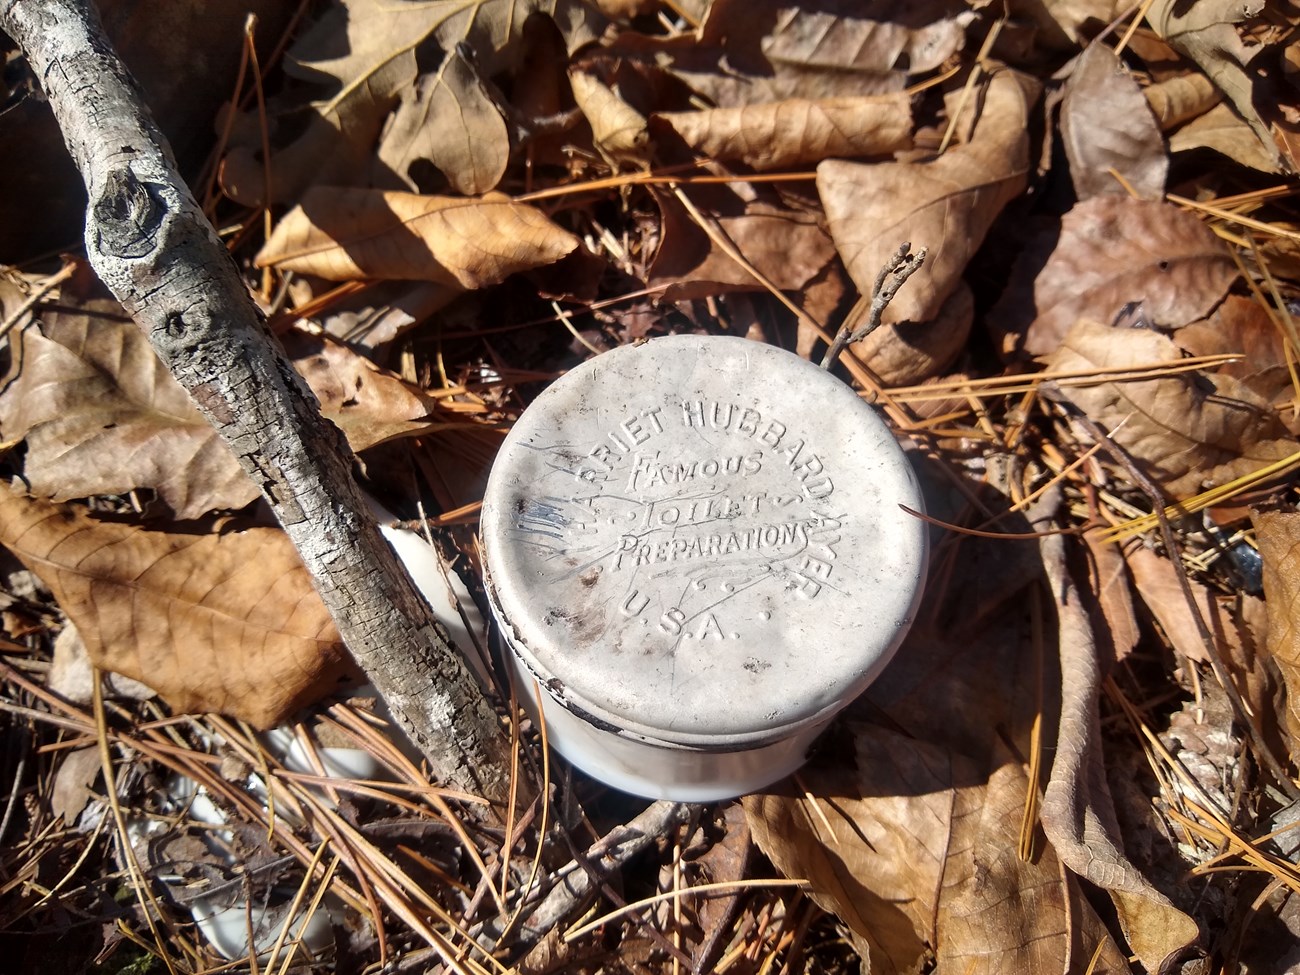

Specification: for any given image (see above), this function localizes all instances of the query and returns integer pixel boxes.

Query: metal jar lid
[481,335,926,753]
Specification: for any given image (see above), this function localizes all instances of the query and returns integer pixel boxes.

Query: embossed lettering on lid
[481,335,927,749]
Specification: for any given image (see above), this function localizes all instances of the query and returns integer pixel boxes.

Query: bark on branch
[0,0,514,803]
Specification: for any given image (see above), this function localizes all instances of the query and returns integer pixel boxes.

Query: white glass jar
[480,335,926,801]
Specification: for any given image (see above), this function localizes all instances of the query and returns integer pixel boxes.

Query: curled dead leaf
[569,69,652,161]
[1145,0,1281,171]
[654,92,912,171]
[1045,320,1297,496]
[0,493,353,728]
[256,187,580,285]
[1038,532,1200,972]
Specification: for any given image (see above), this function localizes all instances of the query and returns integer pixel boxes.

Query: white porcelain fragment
[480,335,927,800]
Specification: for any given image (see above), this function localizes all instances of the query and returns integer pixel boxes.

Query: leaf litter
[8,2,1300,973]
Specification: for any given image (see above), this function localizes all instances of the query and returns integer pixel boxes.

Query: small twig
[1056,398,1300,800]
[0,259,77,341]
[820,242,927,370]
[481,800,693,957]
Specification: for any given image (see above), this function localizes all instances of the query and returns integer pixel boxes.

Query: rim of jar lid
[485,568,851,752]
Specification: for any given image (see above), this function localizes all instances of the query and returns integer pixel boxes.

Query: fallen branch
[821,241,927,370]
[0,0,514,804]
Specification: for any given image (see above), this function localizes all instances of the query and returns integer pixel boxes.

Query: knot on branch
[92,167,166,259]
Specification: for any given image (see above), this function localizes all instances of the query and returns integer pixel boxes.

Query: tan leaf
[1060,43,1167,201]
[657,0,971,106]
[256,187,580,285]
[1145,0,1281,171]
[1174,295,1295,420]
[746,731,1134,975]
[0,305,258,519]
[648,191,837,300]
[996,196,1238,356]
[1169,100,1284,173]
[655,93,912,171]
[377,47,510,196]
[569,70,652,161]
[1083,529,1140,665]
[1252,509,1300,748]
[1144,71,1221,131]
[1038,533,1199,973]
[1015,0,1127,49]
[1125,543,1272,730]
[853,280,973,386]
[817,67,1035,325]
[226,0,604,203]
[0,493,353,728]
[284,332,461,451]
[1045,320,1297,496]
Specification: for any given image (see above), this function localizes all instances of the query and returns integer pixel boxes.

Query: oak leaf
[995,196,1238,356]
[0,493,353,728]
[648,191,837,301]
[1044,320,1297,496]
[1060,43,1166,201]
[817,66,1034,325]
[654,92,912,171]
[224,0,604,203]
[377,47,509,196]
[256,187,580,284]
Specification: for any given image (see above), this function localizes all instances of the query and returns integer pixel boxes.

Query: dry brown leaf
[633,0,971,106]
[256,187,580,285]
[377,47,509,196]
[223,0,603,204]
[654,92,912,171]
[853,280,973,386]
[1083,529,1140,665]
[1168,100,1284,173]
[0,492,353,728]
[283,332,459,451]
[1126,543,1270,685]
[0,305,258,519]
[997,196,1238,356]
[1038,533,1199,972]
[746,731,1134,975]
[1175,295,1296,422]
[1252,509,1300,749]
[817,67,1035,326]
[648,191,837,301]
[569,69,652,161]
[1145,0,1281,171]
[1045,320,1297,496]
[1060,43,1167,201]
[1144,71,1221,131]
[1013,0,1126,50]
